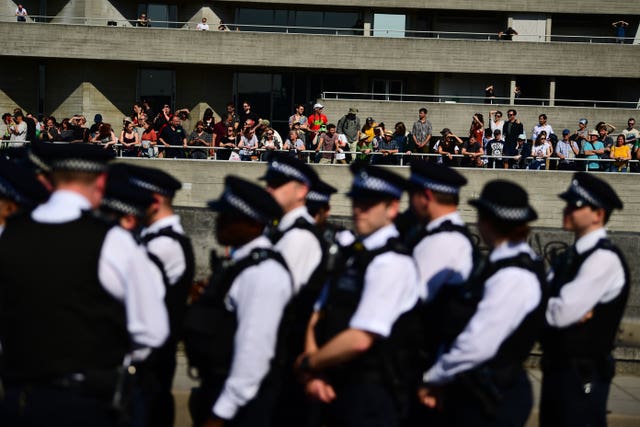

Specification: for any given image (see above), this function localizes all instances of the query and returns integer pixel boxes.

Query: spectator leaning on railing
[556,129,580,171]
[610,134,631,172]
[582,130,605,171]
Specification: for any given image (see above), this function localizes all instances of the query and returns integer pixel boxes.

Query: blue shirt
[583,140,604,170]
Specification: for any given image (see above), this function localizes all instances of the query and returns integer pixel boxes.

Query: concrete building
[1,0,639,136]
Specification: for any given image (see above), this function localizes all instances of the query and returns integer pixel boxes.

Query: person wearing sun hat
[540,172,628,427]
[191,175,292,427]
[296,162,421,427]
[419,180,545,427]
[0,143,168,426]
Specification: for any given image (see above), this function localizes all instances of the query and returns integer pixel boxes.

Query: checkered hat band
[410,174,459,194]
[483,201,531,221]
[129,177,170,196]
[0,177,22,204]
[27,151,50,172]
[269,161,310,186]
[50,159,107,173]
[224,190,264,222]
[569,180,602,208]
[353,173,402,198]
[102,197,144,217]
[307,191,331,203]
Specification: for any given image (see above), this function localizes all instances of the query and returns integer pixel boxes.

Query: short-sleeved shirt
[412,120,432,143]
[160,125,186,146]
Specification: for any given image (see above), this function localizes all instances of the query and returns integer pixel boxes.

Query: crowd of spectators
[2,101,638,173]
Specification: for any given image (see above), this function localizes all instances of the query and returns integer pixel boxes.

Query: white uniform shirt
[31,190,169,351]
[348,224,421,338]
[141,214,187,286]
[274,205,322,294]
[413,212,473,302]
[212,235,293,420]
[546,228,625,328]
[424,241,541,385]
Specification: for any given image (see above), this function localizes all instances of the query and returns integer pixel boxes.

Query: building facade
[1,0,639,136]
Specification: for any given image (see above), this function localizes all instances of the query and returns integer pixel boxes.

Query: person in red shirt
[308,103,328,133]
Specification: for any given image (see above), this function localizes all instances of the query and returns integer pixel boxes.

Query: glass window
[373,14,406,38]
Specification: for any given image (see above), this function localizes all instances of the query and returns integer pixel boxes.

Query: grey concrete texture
[2,23,639,78]
[117,159,640,233]
[211,0,638,15]
[320,99,640,143]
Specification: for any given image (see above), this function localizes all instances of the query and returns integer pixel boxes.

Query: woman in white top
[530,131,551,170]
[489,110,505,135]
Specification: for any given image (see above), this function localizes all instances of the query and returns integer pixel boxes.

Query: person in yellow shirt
[610,134,631,172]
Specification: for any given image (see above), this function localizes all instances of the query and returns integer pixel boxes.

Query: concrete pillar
[363,10,372,37]
[510,77,516,105]
[545,15,552,42]
[549,77,556,107]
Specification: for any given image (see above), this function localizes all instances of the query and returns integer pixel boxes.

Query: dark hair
[394,122,406,135]
[534,132,546,145]
[327,124,336,130]
[495,110,503,117]
[539,114,547,120]
[432,191,459,206]
[203,108,214,121]
[479,211,531,242]
[295,104,304,109]
[507,109,517,116]
[419,108,428,114]
[226,102,235,108]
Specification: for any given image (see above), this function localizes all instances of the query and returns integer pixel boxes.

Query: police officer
[297,163,421,427]
[191,176,292,427]
[306,178,338,229]
[261,154,321,293]
[405,160,474,425]
[99,163,155,233]
[408,160,474,298]
[0,156,49,236]
[540,173,628,427]
[126,165,195,427]
[419,180,545,427]
[0,143,168,426]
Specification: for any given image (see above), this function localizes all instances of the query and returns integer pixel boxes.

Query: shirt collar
[489,240,536,263]
[426,211,463,232]
[361,224,399,251]
[142,214,183,236]
[278,205,314,231]
[232,235,273,261]
[31,190,92,223]
[575,228,607,255]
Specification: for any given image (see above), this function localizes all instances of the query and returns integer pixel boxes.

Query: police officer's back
[0,144,168,427]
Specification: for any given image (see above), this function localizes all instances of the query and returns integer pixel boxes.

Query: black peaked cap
[0,157,49,207]
[123,163,182,197]
[208,176,283,224]
[259,153,318,187]
[346,161,409,200]
[37,141,114,172]
[558,172,623,211]
[409,159,467,194]
[469,180,538,223]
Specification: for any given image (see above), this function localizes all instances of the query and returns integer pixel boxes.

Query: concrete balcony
[213,0,639,15]
[1,22,639,79]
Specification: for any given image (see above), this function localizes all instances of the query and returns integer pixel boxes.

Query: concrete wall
[212,0,639,15]
[319,99,640,141]
[2,23,638,79]
[116,159,640,234]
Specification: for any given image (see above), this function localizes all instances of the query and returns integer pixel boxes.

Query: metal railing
[321,92,639,109]
[4,15,638,45]
[2,141,637,172]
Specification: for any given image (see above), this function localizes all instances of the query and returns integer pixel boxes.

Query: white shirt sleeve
[98,227,169,351]
[145,235,186,286]
[212,261,292,420]
[413,232,473,302]
[349,253,420,338]
[275,228,322,294]
[546,249,625,328]
[424,267,540,385]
